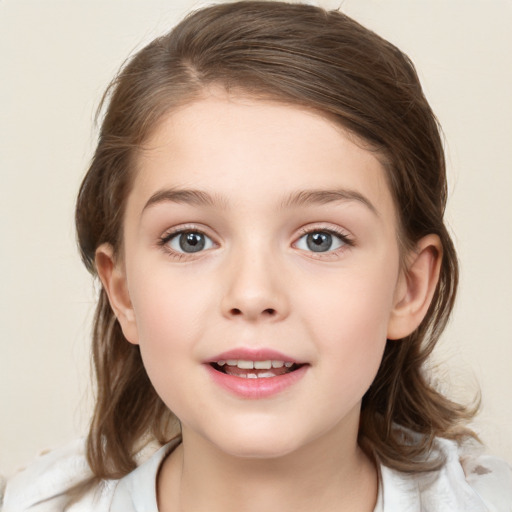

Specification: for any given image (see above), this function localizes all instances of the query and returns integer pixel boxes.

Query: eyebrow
[280,189,378,216]
[142,187,378,216]
[142,188,228,213]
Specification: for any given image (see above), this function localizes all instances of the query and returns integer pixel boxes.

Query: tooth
[272,361,284,368]
[247,373,258,379]
[257,372,275,378]
[226,360,237,366]
[254,360,272,369]
[238,373,247,379]
[237,360,254,369]
[217,360,226,366]
[284,362,293,368]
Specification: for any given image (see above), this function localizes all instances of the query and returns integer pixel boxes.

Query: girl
[3,1,511,510]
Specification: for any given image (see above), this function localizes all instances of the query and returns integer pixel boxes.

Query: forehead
[128,93,396,222]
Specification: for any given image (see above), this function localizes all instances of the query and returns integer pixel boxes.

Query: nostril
[228,307,276,317]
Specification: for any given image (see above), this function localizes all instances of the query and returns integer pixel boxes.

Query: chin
[220,438,301,460]
[204,422,310,460]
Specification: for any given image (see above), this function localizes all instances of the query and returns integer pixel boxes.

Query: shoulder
[2,439,115,512]
[379,437,512,512]
[2,438,175,512]
[458,443,512,512]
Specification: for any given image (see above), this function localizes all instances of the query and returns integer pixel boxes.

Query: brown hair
[75,0,477,487]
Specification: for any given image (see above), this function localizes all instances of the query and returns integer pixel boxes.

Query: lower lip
[205,364,308,399]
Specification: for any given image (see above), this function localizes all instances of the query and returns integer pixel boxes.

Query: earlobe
[387,234,442,340]
[95,243,139,345]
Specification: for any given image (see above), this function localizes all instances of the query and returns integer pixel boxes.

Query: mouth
[205,349,309,398]
[210,359,305,379]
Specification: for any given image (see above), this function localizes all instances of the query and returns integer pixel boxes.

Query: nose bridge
[221,237,289,321]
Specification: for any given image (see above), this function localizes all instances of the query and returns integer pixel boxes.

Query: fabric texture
[3,437,512,511]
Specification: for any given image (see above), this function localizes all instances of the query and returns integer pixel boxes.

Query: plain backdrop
[1,0,511,478]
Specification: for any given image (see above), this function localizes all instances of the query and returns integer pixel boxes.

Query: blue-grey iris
[179,232,206,253]
[307,232,332,252]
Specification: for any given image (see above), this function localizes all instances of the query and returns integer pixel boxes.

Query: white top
[2,437,512,511]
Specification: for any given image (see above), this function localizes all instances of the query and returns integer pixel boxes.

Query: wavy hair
[74,0,477,491]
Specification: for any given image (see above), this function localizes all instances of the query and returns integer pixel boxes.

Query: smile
[211,359,302,379]
[206,350,308,399]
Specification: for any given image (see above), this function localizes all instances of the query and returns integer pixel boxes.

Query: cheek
[304,261,397,333]
[130,279,206,417]
[126,265,218,397]
[299,263,399,383]
[129,264,210,343]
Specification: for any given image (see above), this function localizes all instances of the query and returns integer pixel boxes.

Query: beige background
[1,0,511,478]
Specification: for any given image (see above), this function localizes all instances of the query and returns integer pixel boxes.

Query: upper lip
[206,348,303,364]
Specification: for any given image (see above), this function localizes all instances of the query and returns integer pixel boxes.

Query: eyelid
[159,221,216,239]
[296,223,353,241]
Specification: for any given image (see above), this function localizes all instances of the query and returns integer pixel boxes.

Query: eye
[166,230,215,253]
[295,230,347,253]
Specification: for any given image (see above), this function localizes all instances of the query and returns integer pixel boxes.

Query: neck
[158,420,378,512]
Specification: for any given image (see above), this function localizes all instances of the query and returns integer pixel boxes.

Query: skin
[97,91,441,511]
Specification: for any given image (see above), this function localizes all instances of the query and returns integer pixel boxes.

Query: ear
[95,243,139,345]
[387,234,442,340]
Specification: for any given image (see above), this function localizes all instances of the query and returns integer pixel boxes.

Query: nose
[220,248,290,322]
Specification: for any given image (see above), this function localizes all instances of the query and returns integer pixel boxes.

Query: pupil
[307,232,331,252]
[180,232,205,253]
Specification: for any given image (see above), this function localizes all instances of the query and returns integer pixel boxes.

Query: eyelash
[157,225,215,260]
[157,224,354,260]
[294,226,354,258]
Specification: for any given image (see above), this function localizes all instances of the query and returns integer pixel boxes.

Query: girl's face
[104,93,409,458]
